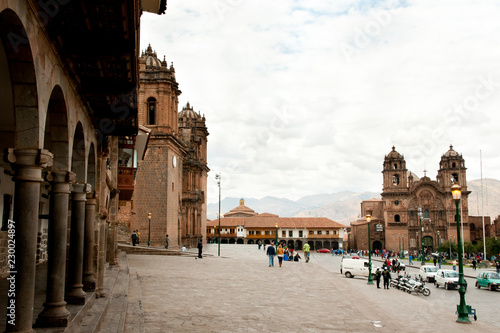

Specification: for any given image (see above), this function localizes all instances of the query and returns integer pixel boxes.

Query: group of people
[374,266,392,289]
[265,242,307,267]
[131,229,141,246]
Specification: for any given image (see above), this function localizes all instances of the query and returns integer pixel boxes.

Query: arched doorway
[237,238,244,244]
[287,240,294,250]
[314,241,322,251]
[247,239,255,245]
[422,236,433,254]
[296,240,303,251]
[332,241,339,250]
[229,238,236,244]
[373,240,382,251]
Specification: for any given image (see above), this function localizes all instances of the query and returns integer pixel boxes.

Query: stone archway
[237,238,244,244]
[332,241,339,250]
[229,238,236,244]
[287,240,295,250]
[247,239,255,245]
[373,240,383,251]
[422,236,433,254]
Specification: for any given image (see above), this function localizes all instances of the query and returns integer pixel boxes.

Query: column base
[35,302,70,327]
[83,277,96,291]
[65,287,87,305]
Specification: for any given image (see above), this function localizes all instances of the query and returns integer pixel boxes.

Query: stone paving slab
[125,244,499,333]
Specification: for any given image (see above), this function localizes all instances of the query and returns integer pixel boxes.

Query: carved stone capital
[4,148,53,182]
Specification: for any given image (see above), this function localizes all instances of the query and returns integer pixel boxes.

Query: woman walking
[277,245,284,267]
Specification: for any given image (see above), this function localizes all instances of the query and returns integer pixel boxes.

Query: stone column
[83,191,97,291]
[96,215,108,298]
[4,148,53,333]
[65,183,90,305]
[36,171,75,327]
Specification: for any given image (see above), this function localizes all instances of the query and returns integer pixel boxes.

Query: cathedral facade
[350,146,471,254]
[129,46,209,248]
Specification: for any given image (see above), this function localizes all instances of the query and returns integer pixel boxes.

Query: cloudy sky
[141,0,500,205]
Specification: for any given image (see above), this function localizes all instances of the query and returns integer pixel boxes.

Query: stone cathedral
[350,145,471,253]
[129,45,209,248]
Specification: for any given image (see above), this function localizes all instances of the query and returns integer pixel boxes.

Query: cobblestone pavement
[126,245,499,333]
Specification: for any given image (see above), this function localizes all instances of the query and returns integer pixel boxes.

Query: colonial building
[0,1,165,331]
[127,46,209,248]
[207,199,347,251]
[350,146,474,254]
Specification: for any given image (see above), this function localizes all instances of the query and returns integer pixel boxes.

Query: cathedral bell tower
[382,146,408,193]
[437,145,467,189]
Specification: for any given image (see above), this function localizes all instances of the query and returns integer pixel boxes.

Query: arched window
[393,163,398,169]
[452,173,459,183]
[424,209,430,219]
[392,174,399,185]
[394,214,400,222]
[147,97,156,125]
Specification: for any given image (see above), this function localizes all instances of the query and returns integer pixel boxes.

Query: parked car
[418,265,439,282]
[475,271,500,291]
[434,269,459,290]
[316,248,331,253]
[350,254,360,259]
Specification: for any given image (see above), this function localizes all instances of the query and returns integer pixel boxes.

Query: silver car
[434,269,459,290]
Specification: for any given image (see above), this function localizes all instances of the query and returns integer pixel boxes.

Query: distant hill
[207,179,500,226]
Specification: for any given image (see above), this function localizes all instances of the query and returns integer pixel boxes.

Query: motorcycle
[404,275,431,296]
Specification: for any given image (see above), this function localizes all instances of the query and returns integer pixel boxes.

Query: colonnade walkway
[117,244,498,333]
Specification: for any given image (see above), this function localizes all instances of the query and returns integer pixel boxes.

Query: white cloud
[141,0,500,204]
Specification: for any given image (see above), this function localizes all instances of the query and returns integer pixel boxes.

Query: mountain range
[207,178,500,226]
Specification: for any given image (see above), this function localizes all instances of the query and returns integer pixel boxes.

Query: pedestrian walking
[267,243,276,267]
[303,242,311,263]
[409,254,413,265]
[438,256,442,269]
[197,239,203,258]
[382,267,391,289]
[375,268,381,289]
[496,261,500,273]
[258,240,262,250]
[433,257,437,266]
[452,259,457,271]
[277,245,284,267]
[472,258,477,270]
[131,230,138,246]
[165,234,169,249]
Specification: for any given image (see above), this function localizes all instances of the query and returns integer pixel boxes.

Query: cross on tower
[423,169,427,177]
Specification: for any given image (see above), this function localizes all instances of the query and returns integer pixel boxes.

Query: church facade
[350,146,471,254]
[127,46,209,248]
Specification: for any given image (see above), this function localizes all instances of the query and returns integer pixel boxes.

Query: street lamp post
[418,207,425,265]
[216,173,221,256]
[366,214,373,285]
[399,234,401,257]
[402,234,405,259]
[452,183,471,323]
[437,230,440,252]
[148,212,151,246]
[275,223,278,249]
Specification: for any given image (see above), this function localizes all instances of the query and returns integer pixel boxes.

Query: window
[394,214,400,222]
[439,211,443,217]
[393,163,398,169]
[452,173,459,183]
[309,230,313,235]
[265,231,269,235]
[147,98,156,125]
[392,174,399,185]
[289,230,293,237]
[410,211,414,217]
[299,230,303,237]
[282,231,286,237]
[424,209,430,219]
[394,200,399,206]
[318,231,322,235]
[326,230,329,235]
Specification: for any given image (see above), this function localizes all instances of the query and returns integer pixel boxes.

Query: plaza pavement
[118,244,499,333]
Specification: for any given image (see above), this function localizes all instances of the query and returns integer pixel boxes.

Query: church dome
[385,146,403,160]
[141,44,163,70]
[179,102,201,120]
[442,145,460,157]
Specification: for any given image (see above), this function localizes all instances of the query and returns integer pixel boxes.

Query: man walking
[131,230,138,246]
[197,239,203,258]
[267,243,276,267]
[303,242,311,263]
[165,234,169,249]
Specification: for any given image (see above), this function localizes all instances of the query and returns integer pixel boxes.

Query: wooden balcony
[118,167,135,200]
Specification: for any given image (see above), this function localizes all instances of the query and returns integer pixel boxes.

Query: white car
[434,269,459,290]
[418,265,439,282]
